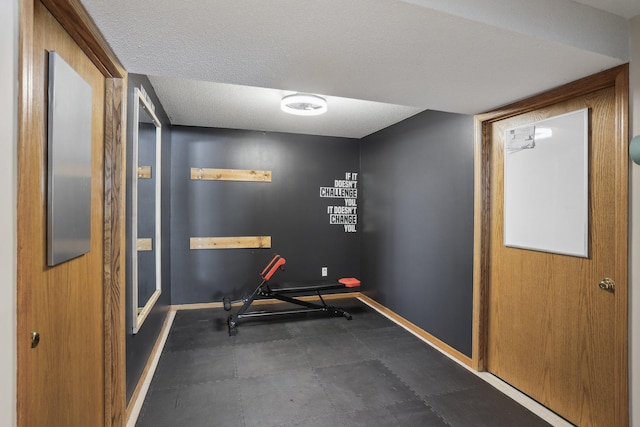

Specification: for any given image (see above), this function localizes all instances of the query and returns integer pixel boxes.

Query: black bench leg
[227,315,238,336]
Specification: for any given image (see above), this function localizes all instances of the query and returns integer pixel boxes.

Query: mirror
[131,88,162,333]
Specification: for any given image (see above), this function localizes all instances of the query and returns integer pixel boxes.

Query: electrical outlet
[322,267,328,277]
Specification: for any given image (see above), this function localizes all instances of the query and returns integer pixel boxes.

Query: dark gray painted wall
[360,110,474,356]
[137,123,157,305]
[170,127,360,304]
[125,74,172,402]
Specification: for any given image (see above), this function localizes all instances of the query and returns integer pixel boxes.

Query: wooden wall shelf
[190,236,271,250]
[190,168,271,182]
[136,238,153,251]
[137,166,152,179]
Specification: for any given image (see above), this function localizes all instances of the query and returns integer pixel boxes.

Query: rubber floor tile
[176,380,243,427]
[280,405,399,427]
[315,360,418,412]
[234,338,308,378]
[136,387,179,427]
[171,309,218,330]
[238,368,335,427]
[381,346,485,397]
[426,383,552,427]
[355,325,429,357]
[137,379,241,427]
[284,314,350,337]
[229,318,293,344]
[279,413,351,427]
[295,332,376,368]
[281,401,448,427]
[150,346,235,390]
[337,307,396,331]
[387,399,451,426]
[138,302,553,427]
[164,324,231,352]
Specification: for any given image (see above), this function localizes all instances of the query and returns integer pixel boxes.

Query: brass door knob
[30,331,40,348]
[598,278,615,293]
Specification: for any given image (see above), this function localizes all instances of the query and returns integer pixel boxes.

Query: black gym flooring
[135,298,553,427]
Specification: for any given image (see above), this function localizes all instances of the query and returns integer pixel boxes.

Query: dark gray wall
[360,110,474,356]
[170,127,360,304]
[137,123,158,305]
[125,74,172,402]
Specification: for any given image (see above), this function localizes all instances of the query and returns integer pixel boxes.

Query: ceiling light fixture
[281,93,327,116]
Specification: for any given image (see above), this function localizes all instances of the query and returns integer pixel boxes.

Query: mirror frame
[131,87,162,334]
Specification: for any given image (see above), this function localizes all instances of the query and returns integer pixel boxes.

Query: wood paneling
[40,0,125,78]
[18,3,106,424]
[471,115,491,371]
[189,236,272,250]
[473,65,628,427]
[17,0,126,426]
[190,167,272,182]
[103,76,126,427]
[613,68,630,427]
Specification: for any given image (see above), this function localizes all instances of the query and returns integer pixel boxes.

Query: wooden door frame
[17,0,127,425]
[471,65,629,425]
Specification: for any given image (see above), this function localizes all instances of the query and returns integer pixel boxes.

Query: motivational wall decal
[320,172,358,232]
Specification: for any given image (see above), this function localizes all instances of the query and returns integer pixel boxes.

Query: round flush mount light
[281,93,327,116]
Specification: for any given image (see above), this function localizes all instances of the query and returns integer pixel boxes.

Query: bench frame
[225,254,360,335]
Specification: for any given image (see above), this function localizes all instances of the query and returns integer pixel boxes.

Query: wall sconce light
[630,135,640,165]
[281,94,327,116]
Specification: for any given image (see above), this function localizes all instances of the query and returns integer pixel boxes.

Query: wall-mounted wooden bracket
[190,168,272,182]
[137,166,152,179]
[136,238,153,251]
[190,236,271,250]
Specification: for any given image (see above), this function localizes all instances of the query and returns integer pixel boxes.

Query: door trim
[472,65,629,425]
[17,0,127,425]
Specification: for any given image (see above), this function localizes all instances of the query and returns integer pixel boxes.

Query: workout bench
[224,254,360,336]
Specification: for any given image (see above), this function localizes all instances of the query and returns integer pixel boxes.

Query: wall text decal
[320,172,358,232]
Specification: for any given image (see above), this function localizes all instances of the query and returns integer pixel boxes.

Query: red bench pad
[338,277,361,288]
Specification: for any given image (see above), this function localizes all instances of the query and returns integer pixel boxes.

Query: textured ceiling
[148,77,423,139]
[79,0,638,138]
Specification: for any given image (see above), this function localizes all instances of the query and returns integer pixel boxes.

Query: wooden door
[474,67,628,427]
[16,1,122,425]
